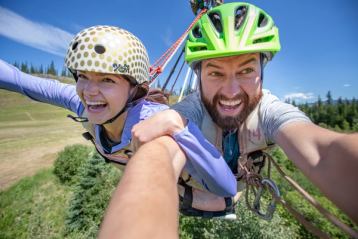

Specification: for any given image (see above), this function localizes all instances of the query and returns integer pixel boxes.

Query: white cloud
[283,92,315,102]
[0,6,73,56]
[343,84,351,87]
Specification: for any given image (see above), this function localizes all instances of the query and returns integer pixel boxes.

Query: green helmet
[185,2,281,65]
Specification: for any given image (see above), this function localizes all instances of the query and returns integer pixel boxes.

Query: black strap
[178,178,235,218]
[81,131,127,166]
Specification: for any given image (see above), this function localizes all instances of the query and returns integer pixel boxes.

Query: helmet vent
[253,35,274,44]
[72,41,79,51]
[235,6,247,30]
[258,13,268,27]
[94,44,106,54]
[208,12,222,33]
[193,26,202,38]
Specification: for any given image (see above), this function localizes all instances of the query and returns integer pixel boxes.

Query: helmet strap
[69,69,78,82]
[101,84,141,125]
[260,53,265,82]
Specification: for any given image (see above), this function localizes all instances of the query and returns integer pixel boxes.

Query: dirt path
[0,119,91,191]
[0,137,90,191]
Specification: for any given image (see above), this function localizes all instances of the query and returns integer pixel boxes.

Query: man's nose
[221,76,241,98]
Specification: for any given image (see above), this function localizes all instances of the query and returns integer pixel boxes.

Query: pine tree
[39,64,44,74]
[47,60,57,76]
[61,67,67,77]
[20,62,29,73]
[30,64,36,74]
[13,61,19,69]
[326,91,333,105]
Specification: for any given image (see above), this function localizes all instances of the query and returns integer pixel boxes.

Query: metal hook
[251,178,280,220]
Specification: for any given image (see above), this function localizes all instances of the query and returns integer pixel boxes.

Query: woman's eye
[77,74,88,80]
[102,78,115,83]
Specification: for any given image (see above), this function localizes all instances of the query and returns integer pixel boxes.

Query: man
[132,2,358,223]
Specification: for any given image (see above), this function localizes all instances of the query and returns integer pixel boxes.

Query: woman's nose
[83,80,99,95]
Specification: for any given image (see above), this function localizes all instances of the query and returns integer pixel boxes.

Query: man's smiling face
[200,53,263,130]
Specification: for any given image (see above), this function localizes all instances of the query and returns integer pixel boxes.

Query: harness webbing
[169,58,186,95]
[161,48,185,91]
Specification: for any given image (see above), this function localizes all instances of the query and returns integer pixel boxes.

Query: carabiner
[252,178,280,220]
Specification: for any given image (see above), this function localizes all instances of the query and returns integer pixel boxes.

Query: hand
[131,109,187,151]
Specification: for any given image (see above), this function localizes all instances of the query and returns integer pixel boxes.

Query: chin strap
[100,84,141,125]
[67,114,88,122]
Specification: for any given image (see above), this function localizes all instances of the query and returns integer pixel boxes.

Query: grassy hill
[0,85,89,190]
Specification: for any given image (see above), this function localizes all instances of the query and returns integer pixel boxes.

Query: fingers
[131,110,187,151]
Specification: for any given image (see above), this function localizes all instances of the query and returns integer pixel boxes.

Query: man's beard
[201,90,262,131]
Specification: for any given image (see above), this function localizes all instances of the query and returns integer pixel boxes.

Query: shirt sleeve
[171,92,204,127]
[173,120,237,197]
[260,90,312,142]
[0,59,82,115]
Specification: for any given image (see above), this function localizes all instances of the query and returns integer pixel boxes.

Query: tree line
[286,91,358,132]
[13,61,72,78]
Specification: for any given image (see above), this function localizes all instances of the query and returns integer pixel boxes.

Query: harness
[178,99,275,217]
[78,110,132,170]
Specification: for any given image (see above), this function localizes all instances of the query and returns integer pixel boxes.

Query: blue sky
[0,0,357,102]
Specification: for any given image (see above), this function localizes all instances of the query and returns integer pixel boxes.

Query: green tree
[20,62,29,73]
[47,60,57,76]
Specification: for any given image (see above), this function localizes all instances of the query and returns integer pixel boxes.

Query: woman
[0,25,168,167]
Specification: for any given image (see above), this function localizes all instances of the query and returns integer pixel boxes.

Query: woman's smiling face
[76,71,132,124]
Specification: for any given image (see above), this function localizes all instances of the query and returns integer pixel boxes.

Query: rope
[161,48,185,91]
[149,9,207,84]
[242,152,358,238]
[263,152,358,238]
[169,60,186,95]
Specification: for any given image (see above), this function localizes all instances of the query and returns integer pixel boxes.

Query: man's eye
[240,68,254,74]
[102,78,115,83]
[209,72,223,77]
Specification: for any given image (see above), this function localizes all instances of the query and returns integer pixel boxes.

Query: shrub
[65,152,122,237]
[53,144,92,185]
[179,201,298,239]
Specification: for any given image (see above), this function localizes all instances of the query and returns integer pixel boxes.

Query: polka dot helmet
[65,25,150,85]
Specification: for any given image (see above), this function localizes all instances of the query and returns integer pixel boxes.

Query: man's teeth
[219,99,241,106]
[86,101,106,106]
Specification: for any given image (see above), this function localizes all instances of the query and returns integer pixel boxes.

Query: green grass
[0,169,72,239]
[0,85,88,191]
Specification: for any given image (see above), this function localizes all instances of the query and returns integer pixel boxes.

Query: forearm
[99,136,184,239]
[277,123,358,223]
[316,133,358,223]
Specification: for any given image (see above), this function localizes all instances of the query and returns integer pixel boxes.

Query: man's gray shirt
[172,90,311,142]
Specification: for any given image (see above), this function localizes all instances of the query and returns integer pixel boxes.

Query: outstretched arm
[99,136,185,239]
[0,59,82,114]
[275,122,358,223]
[132,109,237,197]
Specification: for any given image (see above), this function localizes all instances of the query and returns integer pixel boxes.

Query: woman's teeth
[86,101,107,110]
